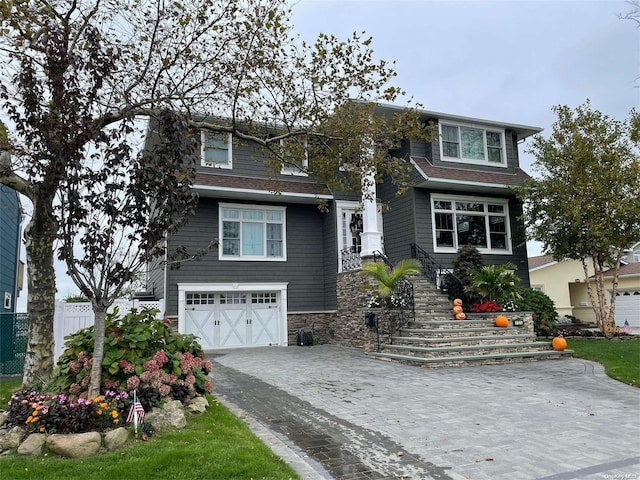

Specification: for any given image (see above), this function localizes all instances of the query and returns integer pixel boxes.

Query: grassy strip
[0,385,300,480]
[568,337,640,387]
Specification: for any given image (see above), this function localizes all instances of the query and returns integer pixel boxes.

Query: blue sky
[17,0,640,308]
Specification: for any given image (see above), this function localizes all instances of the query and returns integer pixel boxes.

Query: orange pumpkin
[552,337,567,351]
[453,298,463,307]
[453,305,463,314]
[455,312,466,320]
[495,315,509,328]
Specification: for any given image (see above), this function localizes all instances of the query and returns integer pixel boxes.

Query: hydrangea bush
[50,308,213,410]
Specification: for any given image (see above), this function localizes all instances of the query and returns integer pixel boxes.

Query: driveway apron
[209,345,640,480]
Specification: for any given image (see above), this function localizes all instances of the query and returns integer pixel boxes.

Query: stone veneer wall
[333,269,380,352]
[287,312,336,346]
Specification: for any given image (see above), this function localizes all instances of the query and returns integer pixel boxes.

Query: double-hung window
[432,195,511,254]
[220,204,286,261]
[440,123,506,166]
[201,131,232,169]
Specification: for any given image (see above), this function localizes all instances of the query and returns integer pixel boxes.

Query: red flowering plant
[469,300,503,313]
[51,308,213,411]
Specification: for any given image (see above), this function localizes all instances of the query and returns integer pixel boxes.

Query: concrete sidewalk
[209,345,640,480]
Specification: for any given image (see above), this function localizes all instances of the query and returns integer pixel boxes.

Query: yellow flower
[35,405,43,411]
[97,409,103,415]
[113,419,119,424]
[26,416,33,424]
[100,402,108,409]
[39,427,45,433]
[111,410,119,419]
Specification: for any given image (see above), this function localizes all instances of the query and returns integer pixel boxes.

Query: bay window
[432,196,511,253]
[220,204,286,260]
[440,123,506,166]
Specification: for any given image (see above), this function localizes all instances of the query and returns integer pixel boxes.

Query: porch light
[512,318,524,327]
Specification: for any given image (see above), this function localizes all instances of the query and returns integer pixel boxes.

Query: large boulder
[185,396,209,415]
[17,433,46,455]
[103,427,129,451]
[0,426,25,451]
[46,432,101,458]
[145,400,187,429]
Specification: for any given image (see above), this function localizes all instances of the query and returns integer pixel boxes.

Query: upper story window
[201,131,232,169]
[440,123,506,167]
[219,204,286,261]
[280,138,308,176]
[431,195,511,254]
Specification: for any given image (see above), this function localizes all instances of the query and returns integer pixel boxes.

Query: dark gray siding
[378,181,417,265]
[197,138,317,185]
[164,197,333,315]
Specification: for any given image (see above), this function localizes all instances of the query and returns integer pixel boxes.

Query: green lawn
[568,337,640,387]
[0,381,300,480]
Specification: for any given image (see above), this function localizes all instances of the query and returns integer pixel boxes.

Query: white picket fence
[53,299,163,361]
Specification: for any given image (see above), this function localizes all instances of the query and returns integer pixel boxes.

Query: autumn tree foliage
[517,101,640,334]
[0,0,427,392]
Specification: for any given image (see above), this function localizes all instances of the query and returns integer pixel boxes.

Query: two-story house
[145,104,541,350]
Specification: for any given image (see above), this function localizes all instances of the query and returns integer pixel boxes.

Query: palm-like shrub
[361,258,421,307]
[471,262,521,305]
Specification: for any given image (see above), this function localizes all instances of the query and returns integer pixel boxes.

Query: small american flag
[127,392,145,424]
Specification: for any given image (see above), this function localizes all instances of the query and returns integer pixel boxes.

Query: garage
[178,283,288,349]
[614,290,640,329]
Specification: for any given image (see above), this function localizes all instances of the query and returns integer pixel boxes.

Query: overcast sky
[17,0,640,308]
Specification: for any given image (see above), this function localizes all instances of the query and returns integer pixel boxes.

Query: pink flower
[69,361,82,374]
[127,376,140,390]
[204,379,213,393]
[153,350,168,366]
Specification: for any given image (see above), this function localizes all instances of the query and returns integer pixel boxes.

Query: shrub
[517,288,558,336]
[50,308,213,408]
[469,300,503,313]
[452,245,484,304]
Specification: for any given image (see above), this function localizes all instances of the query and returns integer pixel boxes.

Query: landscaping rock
[0,426,25,451]
[103,427,129,451]
[46,432,101,458]
[0,411,7,428]
[185,396,209,414]
[17,433,46,455]
[146,400,187,429]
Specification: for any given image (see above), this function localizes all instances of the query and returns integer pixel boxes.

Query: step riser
[372,275,571,368]
[380,345,554,358]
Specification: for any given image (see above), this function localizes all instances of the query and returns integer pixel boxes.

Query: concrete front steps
[370,277,573,367]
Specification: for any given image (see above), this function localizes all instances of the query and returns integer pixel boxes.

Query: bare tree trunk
[22,211,57,388]
[88,306,107,399]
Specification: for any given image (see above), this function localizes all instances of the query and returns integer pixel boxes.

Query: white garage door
[614,291,640,328]
[185,291,282,349]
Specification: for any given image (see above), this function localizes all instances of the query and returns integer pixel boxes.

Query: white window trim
[335,200,384,272]
[280,138,309,176]
[439,121,507,168]
[218,203,287,261]
[430,194,512,254]
[201,131,232,169]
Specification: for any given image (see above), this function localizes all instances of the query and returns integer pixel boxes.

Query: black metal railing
[410,243,469,307]
[0,312,28,375]
[340,248,362,272]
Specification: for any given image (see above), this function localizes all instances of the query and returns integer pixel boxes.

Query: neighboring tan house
[145,104,541,349]
[529,242,640,329]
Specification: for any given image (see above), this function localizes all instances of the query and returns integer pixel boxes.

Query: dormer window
[201,131,232,169]
[440,123,506,167]
[280,138,308,176]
